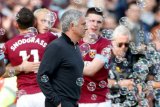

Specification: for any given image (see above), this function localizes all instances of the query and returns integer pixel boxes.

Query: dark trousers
[45,99,78,107]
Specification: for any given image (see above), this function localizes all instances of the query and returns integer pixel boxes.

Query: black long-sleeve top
[37,33,84,106]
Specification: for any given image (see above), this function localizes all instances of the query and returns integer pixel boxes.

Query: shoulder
[38,32,57,39]
[47,37,63,49]
[50,32,61,38]
[47,32,58,39]
[99,37,111,44]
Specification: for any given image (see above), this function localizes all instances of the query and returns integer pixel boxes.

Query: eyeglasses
[117,43,129,48]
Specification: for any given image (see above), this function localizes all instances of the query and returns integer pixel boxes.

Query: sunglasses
[94,7,103,12]
[117,43,129,48]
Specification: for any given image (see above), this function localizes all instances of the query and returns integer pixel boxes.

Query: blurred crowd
[0,0,159,43]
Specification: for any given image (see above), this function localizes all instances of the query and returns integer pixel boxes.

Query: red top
[4,32,57,94]
[79,37,111,103]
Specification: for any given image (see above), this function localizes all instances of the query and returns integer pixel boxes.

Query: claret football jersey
[4,32,57,94]
[79,36,111,103]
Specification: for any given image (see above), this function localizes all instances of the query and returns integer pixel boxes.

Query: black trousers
[45,99,78,107]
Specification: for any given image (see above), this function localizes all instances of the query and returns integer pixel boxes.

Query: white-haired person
[108,25,143,107]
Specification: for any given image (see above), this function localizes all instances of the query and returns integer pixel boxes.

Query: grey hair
[112,25,132,41]
[60,9,84,32]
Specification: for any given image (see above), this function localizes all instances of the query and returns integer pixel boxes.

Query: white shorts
[16,92,45,107]
[79,100,112,107]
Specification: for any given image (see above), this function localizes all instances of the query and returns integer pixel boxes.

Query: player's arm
[2,63,21,77]
[2,60,40,78]
[83,54,108,76]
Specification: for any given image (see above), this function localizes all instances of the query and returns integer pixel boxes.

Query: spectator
[108,25,136,106]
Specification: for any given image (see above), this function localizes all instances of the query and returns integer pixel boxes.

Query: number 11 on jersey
[19,49,39,62]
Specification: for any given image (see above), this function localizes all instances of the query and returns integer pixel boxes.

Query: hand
[19,55,40,73]
[151,81,160,88]
[84,61,91,67]
[118,79,134,88]
[137,44,146,52]
[20,61,40,73]
[137,84,142,94]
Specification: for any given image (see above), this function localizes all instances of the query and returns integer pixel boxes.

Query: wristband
[95,54,109,63]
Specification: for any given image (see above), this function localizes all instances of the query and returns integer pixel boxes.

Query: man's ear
[70,22,75,30]
[70,22,75,27]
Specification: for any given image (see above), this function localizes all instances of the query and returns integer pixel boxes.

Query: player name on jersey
[11,37,48,51]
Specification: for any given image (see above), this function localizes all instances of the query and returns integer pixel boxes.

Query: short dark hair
[86,7,103,17]
[126,1,137,11]
[16,7,35,29]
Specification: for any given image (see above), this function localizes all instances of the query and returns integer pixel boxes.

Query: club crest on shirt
[89,49,97,58]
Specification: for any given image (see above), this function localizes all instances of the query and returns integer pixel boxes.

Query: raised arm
[83,54,107,76]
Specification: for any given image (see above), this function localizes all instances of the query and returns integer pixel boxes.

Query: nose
[121,44,126,49]
[93,21,98,27]
[84,26,88,30]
